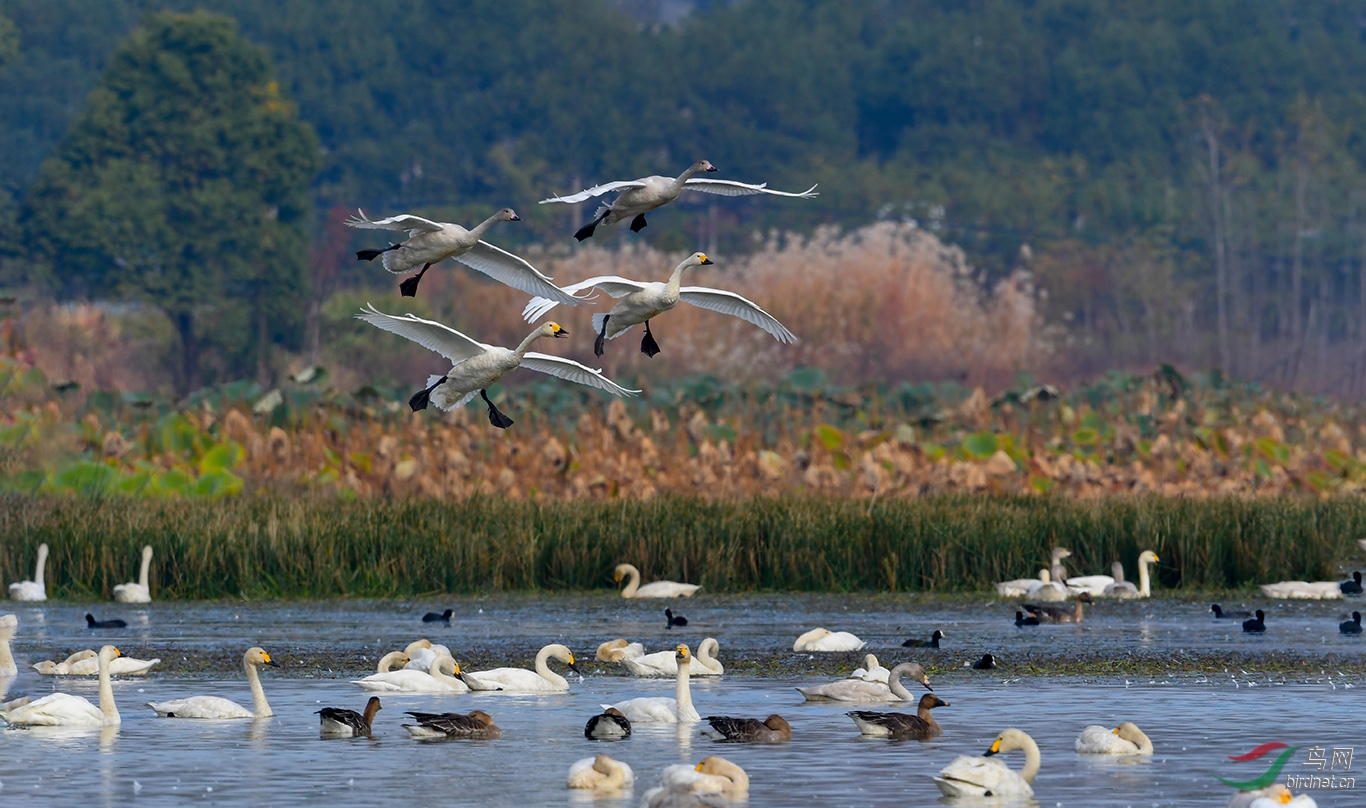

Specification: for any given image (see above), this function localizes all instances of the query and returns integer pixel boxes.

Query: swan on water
[651,756,749,798]
[146,646,279,719]
[357,305,637,428]
[612,563,701,599]
[567,754,635,791]
[403,639,454,672]
[1260,580,1344,600]
[112,545,154,603]
[933,727,1041,798]
[605,644,700,724]
[1225,783,1319,807]
[797,661,931,702]
[346,207,582,303]
[8,543,48,601]
[996,569,1052,598]
[34,648,159,676]
[2,645,123,727]
[402,708,502,739]
[466,643,578,693]
[793,627,865,652]
[1075,721,1154,755]
[353,655,468,693]
[318,696,382,737]
[596,638,646,662]
[538,159,818,241]
[847,694,950,739]
[0,613,19,676]
[849,653,890,683]
[523,253,796,359]
[623,638,723,676]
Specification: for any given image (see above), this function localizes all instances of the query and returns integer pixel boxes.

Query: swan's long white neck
[675,655,699,722]
[887,664,921,700]
[1050,560,1066,583]
[0,623,15,677]
[535,646,569,690]
[708,760,749,795]
[671,163,708,192]
[665,258,692,297]
[619,565,641,598]
[596,758,628,788]
[514,327,547,357]
[696,639,722,674]
[245,658,272,718]
[98,649,120,725]
[1124,727,1154,755]
[138,547,153,589]
[1138,558,1152,597]
[34,544,48,588]
[1014,734,1042,782]
[429,657,465,690]
[468,213,503,241]
[377,651,408,673]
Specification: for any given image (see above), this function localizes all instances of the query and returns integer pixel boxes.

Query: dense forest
[2,1,1366,393]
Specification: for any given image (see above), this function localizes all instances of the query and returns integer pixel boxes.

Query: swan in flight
[346,207,581,303]
[567,754,635,791]
[356,304,637,428]
[793,627,864,652]
[318,696,381,737]
[604,644,700,724]
[539,160,818,241]
[933,727,1041,798]
[613,563,701,599]
[622,638,722,676]
[1076,721,1153,755]
[466,643,578,693]
[847,694,950,739]
[112,545,154,603]
[2,645,123,727]
[523,253,796,358]
[1101,550,1159,598]
[146,646,279,719]
[797,661,931,702]
[9,543,48,601]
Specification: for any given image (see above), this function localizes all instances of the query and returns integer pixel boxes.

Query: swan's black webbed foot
[399,263,431,297]
[481,389,515,429]
[630,214,648,232]
[640,320,661,358]
[409,376,447,411]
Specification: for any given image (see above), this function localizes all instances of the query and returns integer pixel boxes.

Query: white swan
[0,613,18,677]
[523,252,796,359]
[32,649,96,675]
[651,756,749,798]
[346,207,581,303]
[538,159,818,241]
[112,545,154,603]
[797,661,931,702]
[8,543,48,601]
[356,305,637,428]
[1026,568,1069,601]
[793,627,865,652]
[352,655,466,693]
[996,569,1052,598]
[146,646,279,718]
[35,649,159,676]
[1076,722,1153,755]
[1102,551,1159,599]
[1225,784,1318,807]
[606,644,700,724]
[567,754,635,791]
[1260,580,1344,599]
[849,653,890,683]
[933,727,1040,798]
[596,638,646,662]
[2,645,122,727]
[622,638,722,676]
[466,643,578,693]
[612,563,701,599]
[402,639,454,671]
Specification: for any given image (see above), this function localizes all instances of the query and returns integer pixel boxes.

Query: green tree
[22,10,318,393]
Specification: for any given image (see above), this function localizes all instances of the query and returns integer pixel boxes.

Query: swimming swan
[596,638,646,662]
[847,694,950,739]
[1026,569,1069,601]
[849,653,890,683]
[353,655,467,693]
[357,305,637,428]
[1225,783,1319,807]
[612,563,701,599]
[933,727,1040,798]
[797,661,931,702]
[1260,580,1344,600]
[0,613,17,676]
[2,645,123,727]
[523,253,796,359]
[793,627,865,652]
[467,643,578,693]
[1076,721,1154,755]
[539,159,818,241]
[35,648,159,676]
[654,756,749,798]
[8,543,48,601]
[318,696,381,737]
[346,207,581,303]
[567,754,635,791]
[403,639,454,671]
[1097,550,1161,599]
[112,545,154,603]
[146,646,279,719]
[605,644,700,724]
[996,570,1052,598]
[623,637,723,676]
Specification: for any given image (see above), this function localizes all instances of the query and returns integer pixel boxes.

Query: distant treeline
[3,1,1366,388]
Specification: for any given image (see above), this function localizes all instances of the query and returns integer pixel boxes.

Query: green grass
[1,494,1362,599]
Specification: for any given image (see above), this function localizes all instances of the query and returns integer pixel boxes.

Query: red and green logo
[1218,742,1302,790]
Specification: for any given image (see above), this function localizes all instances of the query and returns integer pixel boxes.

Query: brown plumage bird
[846,694,950,739]
[585,706,632,739]
[317,696,381,737]
[402,709,502,739]
[1022,592,1093,623]
[703,714,791,743]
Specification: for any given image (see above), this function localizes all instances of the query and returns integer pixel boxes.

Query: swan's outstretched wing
[538,181,647,205]
[522,276,650,322]
[455,241,585,306]
[355,304,488,362]
[520,353,640,396]
[678,287,798,343]
[682,179,819,198]
[344,209,446,233]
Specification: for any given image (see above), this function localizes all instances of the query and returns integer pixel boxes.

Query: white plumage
[1075,722,1153,755]
[8,543,48,601]
[621,638,723,676]
[567,755,634,791]
[112,545,154,603]
[466,643,577,693]
[612,563,701,598]
[146,646,278,719]
[793,627,864,652]
[2,645,123,727]
[605,644,700,724]
[1259,580,1343,599]
[933,728,1040,798]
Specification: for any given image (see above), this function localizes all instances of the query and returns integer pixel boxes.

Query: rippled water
[2,595,1363,807]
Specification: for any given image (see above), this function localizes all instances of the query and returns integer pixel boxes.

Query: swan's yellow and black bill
[550,322,568,338]
[262,651,280,668]
[985,737,1003,756]
[698,254,714,265]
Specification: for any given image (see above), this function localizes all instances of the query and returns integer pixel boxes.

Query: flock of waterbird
[5,546,1360,805]
[347,160,812,427]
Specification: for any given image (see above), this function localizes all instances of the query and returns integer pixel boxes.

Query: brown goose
[703,714,791,743]
[402,709,502,739]
[585,706,632,739]
[847,694,950,739]
[317,696,381,737]
[1022,592,1093,623]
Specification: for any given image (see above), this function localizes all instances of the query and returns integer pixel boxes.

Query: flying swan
[523,252,796,359]
[356,304,637,428]
[8,542,48,601]
[538,159,818,241]
[1,645,123,727]
[933,727,1041,798]
[613,563,701,599]
[112,545,154,603]
[146,646,279,719]
[346,207,582,303]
